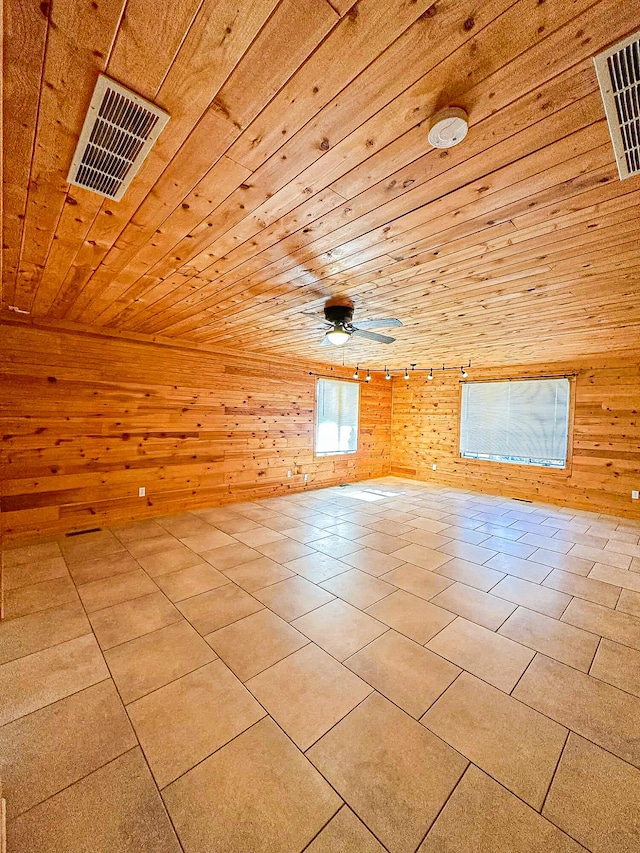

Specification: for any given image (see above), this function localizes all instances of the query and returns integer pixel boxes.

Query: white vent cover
[594,31,640,179]
[67,75,169,201]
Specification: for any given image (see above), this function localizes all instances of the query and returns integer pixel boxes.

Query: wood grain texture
[390,356,640,520]
[4,0,638,368]
[0,323,391,545]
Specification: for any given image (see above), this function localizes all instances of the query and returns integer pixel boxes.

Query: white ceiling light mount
[428,107,469,149]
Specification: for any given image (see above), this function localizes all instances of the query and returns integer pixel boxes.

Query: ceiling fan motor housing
[324,304,354,326]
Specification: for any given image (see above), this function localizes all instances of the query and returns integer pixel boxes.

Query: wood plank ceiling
[2,0,640,369]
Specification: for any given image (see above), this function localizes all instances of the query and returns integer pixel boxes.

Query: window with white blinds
[315,378,359,455]
[460,378,570,468]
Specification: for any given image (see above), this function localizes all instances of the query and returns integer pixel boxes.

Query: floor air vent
[594,32,640,179]
[67,75,169,201]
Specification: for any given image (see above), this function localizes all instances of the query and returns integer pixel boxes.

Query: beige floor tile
[562,598,640,650]
[589,638,640,698]
[543,568,620,607]
[7,748,181,853]
[284,552,350,583]
[436,539,498,565]
[78,568,158,612]
[320,568,395,609]
[484,552,551,582]
[340,547,406,576]
[438,525,489,544]
[112,519,166,542]
[176,583,263,634]
[67,551,141,585]
[128,660,265,787]
[543,734,640,853]
[154,561,228,601]
[5,575,78,620]
[281,524,331,544]
[0,634,108,726]
[223,555,294,591]
[292,599,387,661]
[308,693,467,853]
[325,521,373,540]
[306,806,386,852]
[370,519,416,537]
[254,537,314,563]
[61,532,126,564]
[381,563,453,600]
[357,532,409,554]
[423,672,567,808]
[554,529,609,549]
[5,556,68,591]
[471,535,536,559]
[430,582,516,630]
[499,607,599,672]
[427,617,535,692]
[418,764,584,852]
[104,620,217,703]
[253,575,334,621]
[205,609,309,680]
[570,544,632,569]
[513,654,640,768]
[388,543,453,571]
[89,591,181,650]
[159,517,218,538]
[491,575,571,618]
[163,716,340,853]
[346,630,460,718]
[618,589,640,617]
[313,535,364,558]
[366,590,456,644]
[3,541,61,567]
[200,541,262,570]
[246,643,372,749]
[0,601,90,665]
[520,532,573,553]
[399,528,452,549]
[434,557,506,591]
[136,544,203,576]
[475,522,524,541]
[232,526,286,547]
[0,680,135,818]
[590,563,640,593]
[529,548,595,576]
[179,529,235,553]
[208,515,262,534]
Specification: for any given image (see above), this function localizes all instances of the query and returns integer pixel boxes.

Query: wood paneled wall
[391,356,640,520]
[0,323,391,544]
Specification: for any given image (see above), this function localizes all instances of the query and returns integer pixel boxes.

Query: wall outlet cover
[432,463,437,471]
[138,486,146,497]
[633,490,639,500]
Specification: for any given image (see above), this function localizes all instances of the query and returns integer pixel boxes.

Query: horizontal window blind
[316,378,359,454]
[460,378,570,468]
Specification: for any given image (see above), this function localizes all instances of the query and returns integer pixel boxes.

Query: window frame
[314,377,361,457]
[456,375,576,475]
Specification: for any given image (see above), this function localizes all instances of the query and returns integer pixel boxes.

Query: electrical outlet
[304,473,308,482]
[287,470,292,478]
[632,490,639,500]
[432,463,437,471]
[138,486,146,497]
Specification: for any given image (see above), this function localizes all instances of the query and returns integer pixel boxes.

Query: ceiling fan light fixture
[325,326,350,346]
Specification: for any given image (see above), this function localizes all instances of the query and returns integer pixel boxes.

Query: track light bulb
[427,369,434,381]
[461,366,468,378]
[404,368,410,380]
[353,365,359,379]
[365,369,371,383]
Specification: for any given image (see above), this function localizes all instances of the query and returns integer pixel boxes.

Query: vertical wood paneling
[391,357,640,519]
[0,323,391,544]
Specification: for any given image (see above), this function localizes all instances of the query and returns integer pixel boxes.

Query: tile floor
[2,477,640,852]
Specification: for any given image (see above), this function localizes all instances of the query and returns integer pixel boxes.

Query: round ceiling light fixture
[428,107,469,149]
[325,326,351,346]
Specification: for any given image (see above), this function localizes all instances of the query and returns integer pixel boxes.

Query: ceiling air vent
[67,75,169,201]
[594,31,640,179]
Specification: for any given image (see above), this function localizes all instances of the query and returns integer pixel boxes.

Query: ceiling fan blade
[354,318,403,330]
[352,329,396,344]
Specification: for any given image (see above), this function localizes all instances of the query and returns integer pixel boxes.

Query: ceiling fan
[314,301,403,347]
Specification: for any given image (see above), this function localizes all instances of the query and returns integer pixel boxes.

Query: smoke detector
[594,30,640,179]
[428,107,469,149]
[67,75,169,201]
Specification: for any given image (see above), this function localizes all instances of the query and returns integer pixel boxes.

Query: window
[315,378,359,455]
[460,378,570,468]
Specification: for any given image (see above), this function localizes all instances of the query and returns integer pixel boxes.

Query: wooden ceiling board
[2,0,640,369]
